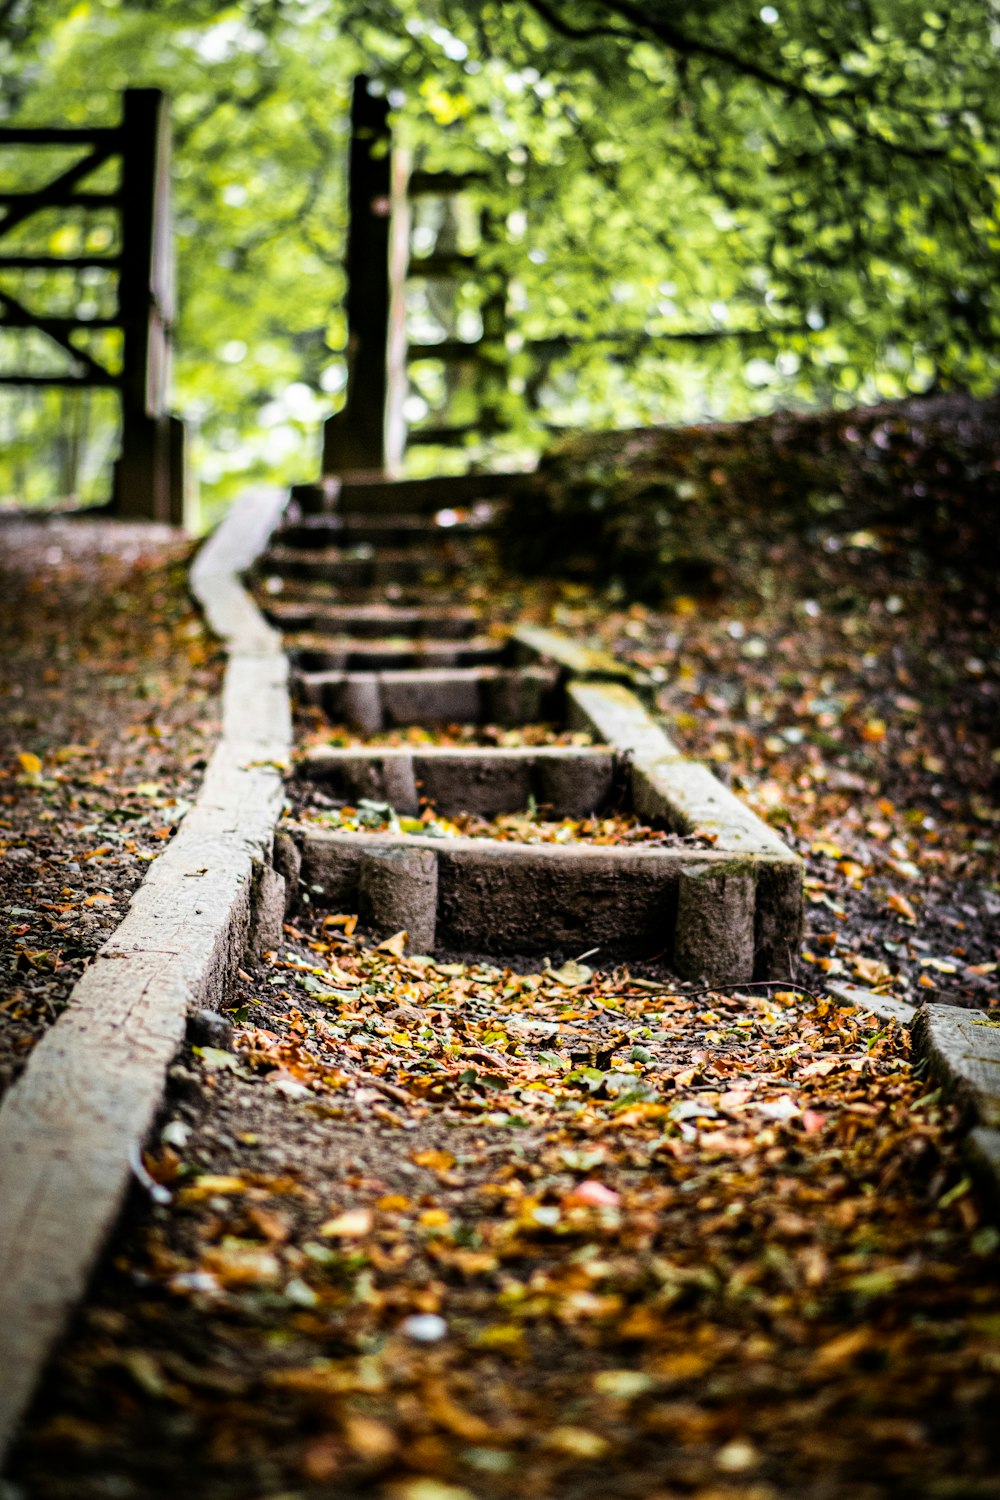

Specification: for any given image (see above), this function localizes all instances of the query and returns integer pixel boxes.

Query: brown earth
[7,919,1000,1500]
[0,516,223,1102]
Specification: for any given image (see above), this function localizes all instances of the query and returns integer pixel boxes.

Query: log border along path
[2,477,999,1468]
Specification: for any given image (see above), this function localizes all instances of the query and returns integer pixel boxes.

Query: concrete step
[292,471,512,516]
[286,635,506,673]
[263,601,481,639]
[296,826,766,966]
[298,744,620,818]
[294,664,562,732]
[280,514,491,549]
[263,544,474,587]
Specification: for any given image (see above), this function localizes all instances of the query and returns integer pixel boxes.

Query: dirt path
[0,517,223,1102]
[7,921,999,1499]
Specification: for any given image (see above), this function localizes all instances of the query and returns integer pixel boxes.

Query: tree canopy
[0,0,997,513]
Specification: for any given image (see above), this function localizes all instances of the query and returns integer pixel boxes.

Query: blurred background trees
[1,0,996,519]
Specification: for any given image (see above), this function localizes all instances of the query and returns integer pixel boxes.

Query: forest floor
[3,398,999,1499]
[0,517,223,1102]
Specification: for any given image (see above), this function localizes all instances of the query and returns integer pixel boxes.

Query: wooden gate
[0,88,186,522]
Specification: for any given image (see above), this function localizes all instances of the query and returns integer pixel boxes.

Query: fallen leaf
[319,1208,373,1238]
[887,892,918,923]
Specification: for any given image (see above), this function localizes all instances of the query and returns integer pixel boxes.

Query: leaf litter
[0,519,222,1101]
[10,911,1000,1499]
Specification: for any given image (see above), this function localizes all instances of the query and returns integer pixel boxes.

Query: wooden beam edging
[0,486,292,1467]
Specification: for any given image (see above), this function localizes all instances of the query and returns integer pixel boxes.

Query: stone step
[286,635,506,673]
[294,665,561,733]
[296,825,769,970]
[292,471,511,516]
[280,514,491,549]
[263,544,473,587]
[298,744,619,817]
[262,601,481,639]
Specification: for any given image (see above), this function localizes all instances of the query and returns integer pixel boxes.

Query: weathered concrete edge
[0,485,291,1467]
[825,981,918,1028]
[511,623,636,684]
[565,677,802,981]
[911,1002,1000,1209]
[566,678,797,859]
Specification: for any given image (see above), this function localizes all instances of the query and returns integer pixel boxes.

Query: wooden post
[323,77,392,475]
[478,204,508,438]
[384,143,412,475]
[113,88,186,524]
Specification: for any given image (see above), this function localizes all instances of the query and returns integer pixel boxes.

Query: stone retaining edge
[911,1002,1000,1208]
[825,982,918,1028]
[565,677,802,981]
[0,486,292,1467]
[823,985,1000,1211]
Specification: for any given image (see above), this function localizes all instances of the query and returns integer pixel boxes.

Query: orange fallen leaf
[564,1180,621,1208]
[887,892,918,923]
[412,1148,456,1173]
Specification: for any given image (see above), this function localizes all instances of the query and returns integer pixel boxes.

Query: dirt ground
[0,516,223,1101]
[7,921,1000,1500]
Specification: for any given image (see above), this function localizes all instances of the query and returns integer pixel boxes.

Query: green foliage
[0,0,997,512]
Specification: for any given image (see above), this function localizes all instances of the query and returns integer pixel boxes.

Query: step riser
[300,747,619,818]
[299,829,772,970]
[265,555,468,587]
[293,473,508,516]
[264,606,479,640]
[290,644,505,672]
[295,668,561,732]
[282,520,486,548]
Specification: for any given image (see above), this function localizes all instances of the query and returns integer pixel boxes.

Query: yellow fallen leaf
[319,1207,372,1238]
[322,912,358,935]
[385,1478,477,1500]
[376,1193,412,1212]
[887,892,917,923]
[17,751,42,778]
[203,1241,281,1285]
[178,1174,248,1201]
[412,1149,455,1173]
[813,1327,871,1370]
[377,930,409,957]
[852,954,890,985]
[343,1414,397,1462]
[545,1426,609,1458]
